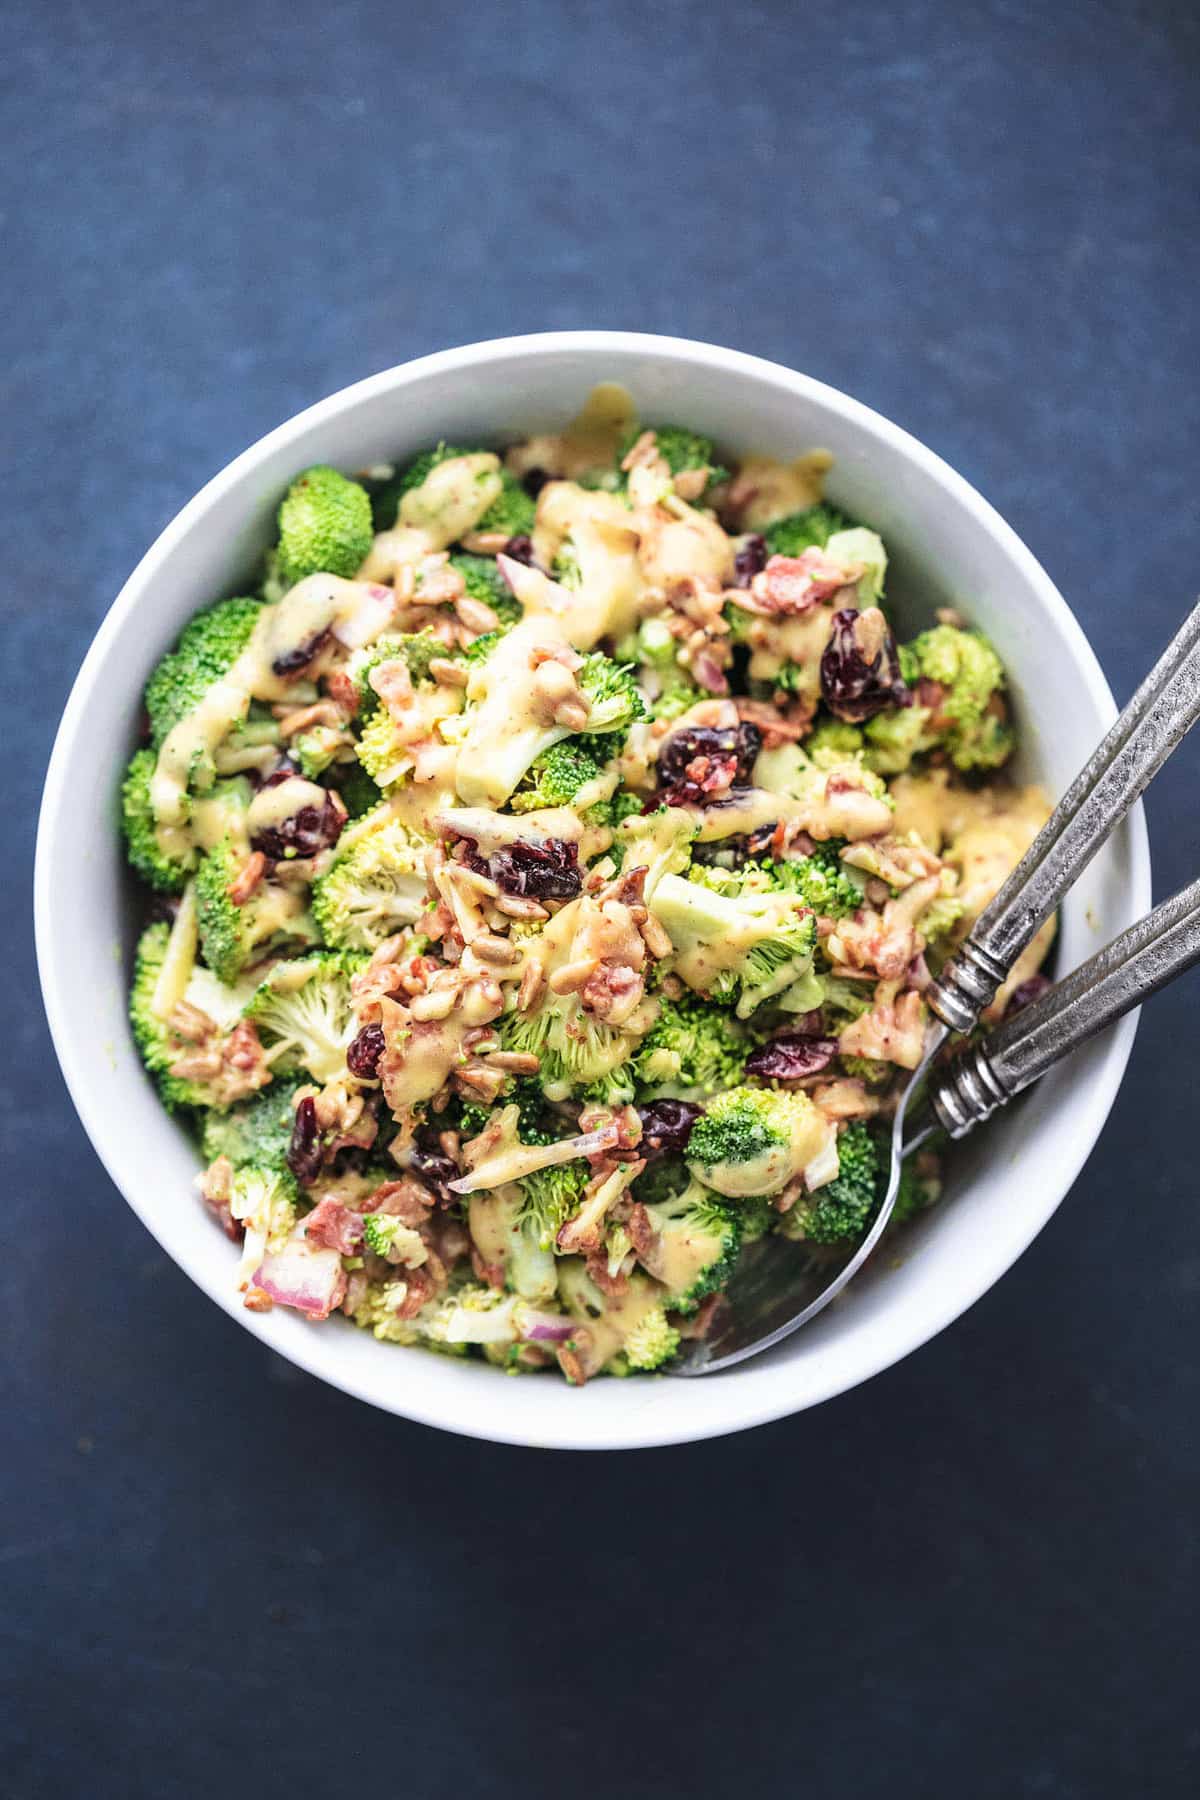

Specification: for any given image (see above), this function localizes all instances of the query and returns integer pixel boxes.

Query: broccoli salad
[121,385,1054,1383]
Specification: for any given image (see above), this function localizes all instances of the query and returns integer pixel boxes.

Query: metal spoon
[675,599,1200,1375]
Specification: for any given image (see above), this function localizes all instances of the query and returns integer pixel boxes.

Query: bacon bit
[734,697,810,745]
[585,1249,629,1297]
[224,1020,268,1074]
[326,669,360,717]
[366,1177,434,1226]
[243,1288,274,1313]
[228,851,267,906]
[370,657,414,719]
[581,961,645,1025]
[750,549,859,616]
[393,1265,439,1319]
[304,1197,365,1254]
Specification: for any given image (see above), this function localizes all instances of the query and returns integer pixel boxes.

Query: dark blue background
[5,2,1199,1794]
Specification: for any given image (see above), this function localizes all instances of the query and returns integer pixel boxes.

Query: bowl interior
[36,334,1148,1449]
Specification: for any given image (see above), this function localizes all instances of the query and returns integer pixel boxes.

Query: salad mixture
[122,385,1053,1382]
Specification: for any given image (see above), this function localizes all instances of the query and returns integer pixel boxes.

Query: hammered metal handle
[928,599,1200,1033]
[930,874,1200,1136]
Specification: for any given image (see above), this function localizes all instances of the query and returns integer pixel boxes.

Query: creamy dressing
[397,453,504,546]
[743,603,836,691]
[507,383,639,484]
[730,451,832,530]
[150,576,397,860]
[454,617,573,807]
[150,883,198,1020]
[246,776,329,837]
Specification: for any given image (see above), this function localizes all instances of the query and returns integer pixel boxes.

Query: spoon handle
[929,873,1200,1136]
[928,598,1200,1033]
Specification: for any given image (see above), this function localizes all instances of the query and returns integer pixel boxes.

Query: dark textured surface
[5,1,1200,1794]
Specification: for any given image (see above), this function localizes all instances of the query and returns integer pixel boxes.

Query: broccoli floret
[690,847,864,921]
[361,1211,427,1262]
[353,709,410,790]
[766,504,859,558]
[517,1160,590,1251]
[816,973,875,1029]
[456,637,645,809]
[129,921,257,1110]
[587,786,643,833]
[275,465,373,588]
[899,625,1013,771]
[144,596,263,750]
[633,990,746,1099]
[778,1120,880,1244]
[500,1001,638,1105]
[349,631,449,713]
[449,553,522,624]
[244,951,366,1084]
[121,749,194,892]
[763,504,855,559]
[200,1075,303,1168]
[509,736,610,813]
[393,443,530,542]
[623,1306,682,1371]
[806,719,865,760]
[395,442,469,498]
[648,873,819,1018]
[475,470,536,539]
[643,1179,740,1311]
[557,1263,680,1375]
[326,760,382,821]
[619,424,728,493]
[619,616,706,721]
[311,813,430,950]
[195,837,317,984]
[688,1084,826,1198]
[229,1164,300,1280]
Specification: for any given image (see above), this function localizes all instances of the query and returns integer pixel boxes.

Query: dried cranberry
[271,627,331,679]
[486,837,582,900]
[251,793,346,862]
[652,721,762,807]
[408,1127,459,1201]
[504,534,537,566]
[286,1096,324,1186]
[347,1023,385,1080]
[636,1100,701,1160]
[745,1031,839,1082]
[521,467,550,498]
[819,608,909,723]
[1004,974,1052,1019]
[733,534,767,586]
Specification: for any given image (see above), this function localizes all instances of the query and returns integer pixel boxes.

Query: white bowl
[35,332,1149,1450]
